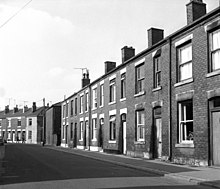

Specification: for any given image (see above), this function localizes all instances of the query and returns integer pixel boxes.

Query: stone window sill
[108,101,116,105]
[134,141,145,145]
[175,143,194,148]
[206,70,220,78]
[108,140,116,144]
[152,86,162,92]
[120,98,126,102]
[134,91,145,98]
[174,78,193,88]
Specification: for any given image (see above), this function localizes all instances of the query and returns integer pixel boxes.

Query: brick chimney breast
[121,46,135,64]
[186,0,206,25]
[105,61,116,74]
[147,28,164,48]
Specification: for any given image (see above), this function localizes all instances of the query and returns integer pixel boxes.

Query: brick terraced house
[0,102,46,144]
[60,0,220,166]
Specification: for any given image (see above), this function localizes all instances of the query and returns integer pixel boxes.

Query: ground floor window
[92,118,97,140]
[80,121,83,141]
[28,131,32,140]
[178,100,193,143]
[109,116,116,141]
[62,125,65,140]
[136,110,145,141]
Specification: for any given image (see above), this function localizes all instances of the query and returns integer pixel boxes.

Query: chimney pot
[82,70,90,88]
[32,102,37,112]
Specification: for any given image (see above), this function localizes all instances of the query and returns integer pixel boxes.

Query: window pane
[212,30,220,50]
[180,45,192,64]
[180,62,192,81]
[212,50,220,70]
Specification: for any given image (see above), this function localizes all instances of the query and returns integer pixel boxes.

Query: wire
[0,0,33,29]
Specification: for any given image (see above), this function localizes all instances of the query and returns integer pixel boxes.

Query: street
[0,144,214,189]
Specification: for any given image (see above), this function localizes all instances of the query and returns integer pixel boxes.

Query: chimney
[121,46,135,64]
[13,105,18,114]
[148,28,164,48]
[32,102,36,112]
[105,61,116,74]
[23,105,28,113]
[5,105,9,114]
[82,70,90,88]
[186,0,206,25]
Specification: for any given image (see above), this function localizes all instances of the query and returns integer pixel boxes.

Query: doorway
[121,114,126,155]
[212,111,220,165]
[153,107,162,158]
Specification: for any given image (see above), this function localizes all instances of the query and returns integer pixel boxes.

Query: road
[0,144,214,189]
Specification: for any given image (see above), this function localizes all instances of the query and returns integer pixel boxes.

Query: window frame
[135,64,145,94]
[109,79,116,103]
[121,73,126,99]
[28,131,32,140]
[28,118,32,126]
[92,88,97,109]
[70,100,74,116]
[17,119,21,127]
[92,118,97,141]
[109,115,116,141]
[136,110,145,142]
[178,100,194,144]
[177,42,193,82]
[80,95,84,114]
[100,84,104,107]
[209,28,220,72]
[153,56,161,88]
[79,121,84,141]
[85,92,89,112]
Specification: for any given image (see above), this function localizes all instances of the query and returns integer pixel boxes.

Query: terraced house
[0,102,46,144]
[60,0,220,166]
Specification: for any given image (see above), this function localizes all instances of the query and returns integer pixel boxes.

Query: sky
[0,0,219,110]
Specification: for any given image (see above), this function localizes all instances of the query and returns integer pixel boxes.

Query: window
[109,79,116,103]
[18,119,21,126]
[70,122,73,139]
[100,84,104,106]
[178,100,193,143]
[75,98,77,115]
[92,118,97,140]
[109,116,116,140]
[63,105,65,118]
[80,95,83,113]
[62,125,65,139]
[7,119,11,127]
[0,120,2,127]
[28,118,32,126]
[154,57,161,88]
[66,103,68,117]
[70,100,73,116]
[136,110,145,141]
[209,29,220,72]
[121,73,126,99]
[135,64,145,94]
[80,121,83,141]
[178,43,192,81]
[85,92,89,112]
[92,88,97,109]
[28,131,32,140]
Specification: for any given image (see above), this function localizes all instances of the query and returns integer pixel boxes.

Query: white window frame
[100,84,104,107]
[135,64,145,94]
[85,92,89,112]
[109,79,116,103]
[178,43,192,82]
[17,119,21,127]
[92,118,97,141]
[80,95,84,114]
[79,121,84,141]
[109,115,116,141]
[178,100,193,144]
[28,118,32,126]
[154,56,161,88]
[28,131,32,140]
[121,73,126,99]
[136,110,145,142]
[92,88,97,109]
[209,28,220,72]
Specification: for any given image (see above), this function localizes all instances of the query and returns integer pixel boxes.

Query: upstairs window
[100,84,104,107]
[63,105,65,118]
[18,119,21,126]
[121,73,126,99]
[70,100,73,116]
[153,56,161,88]
[80,95,83,113]
[75,98,77,115]
[66,103,68,117]
[209,29,220,72]
[92,88,97,109]
[135,64,145,94]
[109,79,116,103]
[178,43,192,81]
[85,92,89,112]
[178,100,193,144]
[29,118,32,126]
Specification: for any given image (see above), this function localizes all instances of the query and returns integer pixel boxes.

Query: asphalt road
[0,144,214,189]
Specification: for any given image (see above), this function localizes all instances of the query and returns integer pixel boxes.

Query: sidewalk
[46,145,220,188]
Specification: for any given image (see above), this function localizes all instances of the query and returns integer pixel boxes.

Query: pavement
[46,145,220,189]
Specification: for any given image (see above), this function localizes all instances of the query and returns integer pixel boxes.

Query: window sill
[134,91,145,98]
[92,107,97,111]
[92,139,97,142]
[206,70,220,78]
[99,105,104,108]
[79,139,83,142]
[175,143,194,148]
[174,78,193,88]
[152,86,162,92]
[120,98,126,102]
[108,140,116,144]
[108,101,116,105]
[134,141,145,145]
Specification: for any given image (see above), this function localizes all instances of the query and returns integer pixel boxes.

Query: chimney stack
[23,105,28,113]
[105,61,116,74]
[147,28,164,48]
[121,46,135,64]
[5,105,9,114]
[186,0,206,25]
[13,105,18,114]
[32,102,36,112]
[82,70,90,88]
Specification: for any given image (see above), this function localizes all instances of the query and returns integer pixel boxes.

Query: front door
[155,118,162,158]
[212,111,220,165]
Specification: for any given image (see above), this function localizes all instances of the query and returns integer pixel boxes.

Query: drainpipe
[168,38,172,161]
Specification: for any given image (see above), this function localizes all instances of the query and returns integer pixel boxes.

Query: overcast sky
[0,0,219,110]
